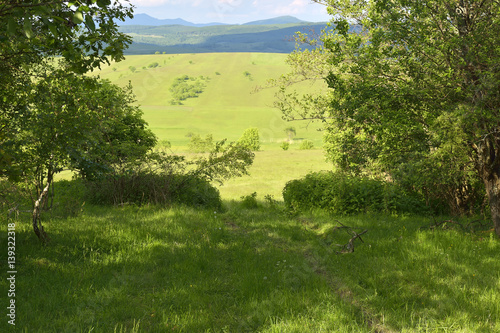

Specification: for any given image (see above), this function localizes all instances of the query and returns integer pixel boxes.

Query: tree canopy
[277,0,500,235]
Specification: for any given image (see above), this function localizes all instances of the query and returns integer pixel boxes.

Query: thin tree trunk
[484,174,500,237]
[32,173,52,242]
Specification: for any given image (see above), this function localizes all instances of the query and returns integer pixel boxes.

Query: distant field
[95,53,331,199]
[96,53,325,149]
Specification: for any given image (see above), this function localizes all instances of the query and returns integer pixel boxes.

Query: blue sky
[125,0,331,24]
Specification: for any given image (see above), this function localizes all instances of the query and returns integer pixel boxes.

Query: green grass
[1,202,498,332]
[96,53,326,151]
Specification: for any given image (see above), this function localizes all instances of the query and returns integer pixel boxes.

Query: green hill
[98,53,326,151]
[119,23,328,54]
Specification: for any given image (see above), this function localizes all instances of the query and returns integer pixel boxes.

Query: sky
[124,0,332,24]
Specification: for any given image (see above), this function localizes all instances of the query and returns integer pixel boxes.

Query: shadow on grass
[313,215,500,332]
[3,204,370,333]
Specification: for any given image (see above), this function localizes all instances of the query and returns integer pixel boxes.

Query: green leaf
[23,18,33,38]
[72,11,84,24]
[85,14,96,32]
[48,22,59,37]
[7,18,17,35]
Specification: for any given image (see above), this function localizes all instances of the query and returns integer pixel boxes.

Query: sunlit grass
[1,202,498,332]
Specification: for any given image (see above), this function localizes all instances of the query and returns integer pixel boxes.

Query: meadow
[94,53,330,199]
[1,53,499,332]
[1,202,499,332]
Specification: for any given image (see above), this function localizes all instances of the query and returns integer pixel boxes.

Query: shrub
[85,172,222,210]
[240,192,259,209]
[299,140,314,150]
[280,142,290,150]
[238,128,260,151]
[148,62,159,68]
[169,75,207,104]
[282,171,428,215]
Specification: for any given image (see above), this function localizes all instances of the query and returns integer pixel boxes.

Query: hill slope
[119,22,328,54]
[97,53,326,150]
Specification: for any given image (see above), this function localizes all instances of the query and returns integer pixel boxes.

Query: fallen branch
[332,221,368,254]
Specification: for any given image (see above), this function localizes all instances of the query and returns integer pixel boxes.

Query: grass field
[96,53,325,150]
[1,203,499,332]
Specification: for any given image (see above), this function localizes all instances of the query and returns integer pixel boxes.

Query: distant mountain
[242,16,307,25]
[118,14,331,55]
[120,13,227,27]
[120,22,330,55]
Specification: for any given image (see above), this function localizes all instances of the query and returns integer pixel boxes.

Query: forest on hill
[118,17,328,54]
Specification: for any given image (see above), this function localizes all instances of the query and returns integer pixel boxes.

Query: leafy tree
[277,0,500,235]
[0,1,135,240]
[7,66,155,241]
[284,126,296,142]
[1,0,133,180]
[238,128,260,151]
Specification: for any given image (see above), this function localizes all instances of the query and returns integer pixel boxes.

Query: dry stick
[332,220,368,254]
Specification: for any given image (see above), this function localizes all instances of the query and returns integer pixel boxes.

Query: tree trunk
[32,174,52,242]
[484,174,500,237]
[475,134,500,237]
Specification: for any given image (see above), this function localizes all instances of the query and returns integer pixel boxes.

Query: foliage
[277,0,500,233]
[238,127,261,151]
[280,142,290,151]
[0,0,134,240]
[239,192,259,209]
[0,0,132,74]
[85,172,222,209]
[147,62,159,68]
[188,134,214,153]
[169,75,208,105]
[299,140,314,150]
[282,171,429,215]
[85,138,254,208]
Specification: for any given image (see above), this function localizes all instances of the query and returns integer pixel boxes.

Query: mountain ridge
[120,14,319,27]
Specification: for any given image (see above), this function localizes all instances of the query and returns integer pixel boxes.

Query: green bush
[238,128,260,151]
[169,75,207,104]
[85,172,222,210]
[240,192,259,209]
[299,140,314,150]
[282,171,428,215]
[280,142,290,150]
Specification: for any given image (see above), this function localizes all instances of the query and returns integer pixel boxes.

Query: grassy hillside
[95,53,330,199]
[97,53,325,150]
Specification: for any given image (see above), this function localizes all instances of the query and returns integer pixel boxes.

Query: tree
[1,0,133,179]
[238,128,261,151]
[0,1,135,240]
[7,65,156,241]
[285,127,296,143]
[277,0,500,235]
